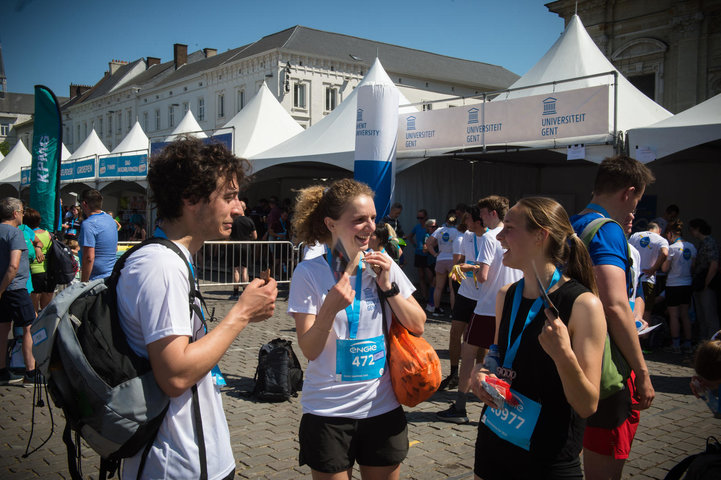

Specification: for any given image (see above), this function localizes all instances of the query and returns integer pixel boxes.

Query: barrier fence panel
[118,240,302,289]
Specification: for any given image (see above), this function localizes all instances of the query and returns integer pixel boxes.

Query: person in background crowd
[23,208,54,312]
[0,198,37,385]
[470,197,606,479]
[423,218,439,310]
[569,155,655,480]
[689,218,720,340]
[426,212,462,316]
[406,209,433,305]
[63,205,81,240]
[106,210,122,231]
[662,220,697,353]
[17,206,43,296]
[128,221,147,241]
[690,332,721,418]
[382,202,404,238]
[653,204,679,235]
[288,179,425,480]
[629,222,668,322]
[438,195,522,424]
[230,200,257,299]
[369,223,402,263]
[439,205,486,391]
[78,189,118,281]
[65,239,81,284]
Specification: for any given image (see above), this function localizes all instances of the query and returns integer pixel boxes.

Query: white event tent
[112,121,150,154]
[250,58,416,174]
[61,143,72,161]
[0,140,32,185]
[216,82,303,158]
[492,14,671,160]
[627,93,721,162]
[165,110,207,142]
[69,129,109,160]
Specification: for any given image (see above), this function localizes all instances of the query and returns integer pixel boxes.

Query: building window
[143,111,148,131]
[155,109,161,131]
[628,74,656,101]
[217,93,225,118]
[422,103,433,111]
[127,109,132,130]
[169,106,175,128]
[117,112,122,133]
[237,89,245,112]
[183,102,189,113]
[0,123,8,136]
[198,97,205,121]
[293,83,307,109]
[77,124,80,143]
[83,123,87,138]
[99,117,103,136]
[325,87,337,111]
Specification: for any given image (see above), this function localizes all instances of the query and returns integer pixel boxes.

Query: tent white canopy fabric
[627,93,721,162]
[216,82,303,158]
[61,143,72,161]
[250,58,417,174]
[69,129,109,160]
[0,151,4,162]
[492,14,671,158]
[112,121,150,154]
[165,110,207,142]
[0,140,32,184]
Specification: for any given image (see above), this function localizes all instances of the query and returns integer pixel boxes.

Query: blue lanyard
[326,251,363,339]
[504,268,561,369]
[586,203,610,218]
[473,234,479,260]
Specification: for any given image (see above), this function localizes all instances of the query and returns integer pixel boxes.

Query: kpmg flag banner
[353,83,399,220]
[29,85,62,232]
[99,154,148,178]
[397,85,609,151]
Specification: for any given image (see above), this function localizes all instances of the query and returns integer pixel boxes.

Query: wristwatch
[379,282,400,299]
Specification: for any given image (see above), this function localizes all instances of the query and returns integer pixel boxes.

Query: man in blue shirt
[570,155,656,480]
[78,189,118,281]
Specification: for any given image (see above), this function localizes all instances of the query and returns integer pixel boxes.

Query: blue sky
[1,0,565,96]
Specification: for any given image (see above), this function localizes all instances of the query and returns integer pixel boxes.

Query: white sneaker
[425,304,435,313]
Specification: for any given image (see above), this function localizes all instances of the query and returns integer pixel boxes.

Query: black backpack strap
[62,423,83,480]
[192,384,208,480]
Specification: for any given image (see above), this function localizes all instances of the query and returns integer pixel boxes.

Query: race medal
[481,388,541,451]
[335,335,386,382]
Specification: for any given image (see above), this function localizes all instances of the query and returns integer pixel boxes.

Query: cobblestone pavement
[1,286,719,479]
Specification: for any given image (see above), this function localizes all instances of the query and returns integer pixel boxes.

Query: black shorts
[414,254,428,269]
[465,314,495,348]
[31,272,56,293]
[642,282,656,308]
[0,289,35,327]
[231,244,250,268]
[666,285,693,307]
[299,406,408,473]
[452,294,476,323]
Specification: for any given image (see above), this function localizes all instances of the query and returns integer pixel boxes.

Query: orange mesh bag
[386,317,442,407]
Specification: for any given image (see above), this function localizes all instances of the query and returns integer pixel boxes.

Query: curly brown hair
[292,178,374,245]
[148,136,250,221]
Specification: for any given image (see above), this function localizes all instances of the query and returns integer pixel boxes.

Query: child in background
[690,332,721,418]
[65,239,82,284]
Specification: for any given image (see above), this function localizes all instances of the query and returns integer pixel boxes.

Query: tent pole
[613,71,619,152]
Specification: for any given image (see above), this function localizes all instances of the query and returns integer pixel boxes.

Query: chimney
[108,59,127,75]
[69,84,91,98]
[147,56,161,67]
[204,48,217,58]
[174,43,188,69]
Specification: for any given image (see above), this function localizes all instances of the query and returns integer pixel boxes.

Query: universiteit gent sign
[398,85,610,151]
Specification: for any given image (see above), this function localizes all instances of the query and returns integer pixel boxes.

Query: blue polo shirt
[78,212,118,280]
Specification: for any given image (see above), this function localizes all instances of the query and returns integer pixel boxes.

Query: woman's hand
[470,364,500,408]
[320,273,355,317]
[538,307,573,362]
[363,251,393,290]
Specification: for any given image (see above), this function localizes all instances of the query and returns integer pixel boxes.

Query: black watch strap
[379,282,400,298]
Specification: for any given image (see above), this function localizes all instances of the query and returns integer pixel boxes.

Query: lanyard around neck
[586,203,610,219]
[503,268,561,369]
[326,251,363,339]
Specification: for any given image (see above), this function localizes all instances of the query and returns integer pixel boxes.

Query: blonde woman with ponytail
[470,197,606,480]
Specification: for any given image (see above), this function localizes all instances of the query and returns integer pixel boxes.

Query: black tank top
[476,279,589,478]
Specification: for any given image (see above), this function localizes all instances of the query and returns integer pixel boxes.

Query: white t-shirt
[302,241,326,261]
[629,231,669,284]
[629,244,641,309]
[117,243,235,480]
[666,239,697,287]
[432,226,462,262]
[287,252,415,419]
[458,231,484,301]
[473,226,523,317]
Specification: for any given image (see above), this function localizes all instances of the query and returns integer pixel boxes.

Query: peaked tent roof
[218,82,303,158]
[69,129,110,160]
[165,110,207,142]
[493,15,671,151]
[250,58,417,173]
[627,93,721,162]
[112,121,150,154]
[0,140,31,183]
[61,143,72,161]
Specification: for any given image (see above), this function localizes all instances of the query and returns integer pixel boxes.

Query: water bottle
[483,344,500,376]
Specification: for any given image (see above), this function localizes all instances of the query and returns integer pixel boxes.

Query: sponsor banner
[99,154,148,178]
[398,85,609,151]
[353,82,399,219]
[59,158,96,181]
[150,132,233,156]
[20,168,31,187]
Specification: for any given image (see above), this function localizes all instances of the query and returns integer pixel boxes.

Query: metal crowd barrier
[118,241,302,289]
